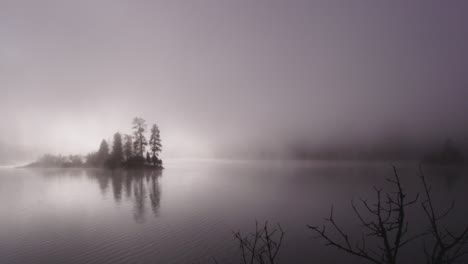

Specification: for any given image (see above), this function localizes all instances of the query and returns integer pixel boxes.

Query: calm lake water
[1,160,467,264]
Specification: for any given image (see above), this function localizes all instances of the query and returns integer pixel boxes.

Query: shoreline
[17,164,164,170]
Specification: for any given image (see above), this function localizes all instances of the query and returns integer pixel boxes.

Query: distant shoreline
[18,163,164,170]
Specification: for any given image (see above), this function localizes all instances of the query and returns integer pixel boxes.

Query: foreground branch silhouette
[308,166,468,264]
[233,221,285,264]
[419,166,468,264]
[212,166,468,263]
[308,167,420,264]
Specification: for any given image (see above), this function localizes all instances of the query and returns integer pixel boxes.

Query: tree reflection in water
[86,169,162,222]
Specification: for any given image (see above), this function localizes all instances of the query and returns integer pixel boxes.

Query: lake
[1,160,467,264]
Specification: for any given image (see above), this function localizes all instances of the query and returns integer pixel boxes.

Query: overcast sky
[1,0,468,159]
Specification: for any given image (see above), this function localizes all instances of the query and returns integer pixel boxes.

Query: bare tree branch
[233,221,285,264]
[309,166,419,264]
[419,165,468,264]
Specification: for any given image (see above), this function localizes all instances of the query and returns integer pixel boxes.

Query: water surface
[0,160,467,263]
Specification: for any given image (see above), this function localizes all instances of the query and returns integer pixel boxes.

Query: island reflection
[91,169,162,222]
[39,169,162,222]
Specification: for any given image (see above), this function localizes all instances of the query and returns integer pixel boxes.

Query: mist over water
[1,1,468,263]
[1,1,468,163]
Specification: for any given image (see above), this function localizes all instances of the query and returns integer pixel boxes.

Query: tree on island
[125,118,162,168]
[132,117,148,157]
[146,152,151,164]
[97,139,110,166]
[123,134,133,161]
[27,154,84,168]
[151,153,159,167]
[109,133,123,168]
[26,116,163,169]
[149,124,162,166]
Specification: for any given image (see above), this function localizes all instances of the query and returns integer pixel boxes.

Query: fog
[1,0,468,162]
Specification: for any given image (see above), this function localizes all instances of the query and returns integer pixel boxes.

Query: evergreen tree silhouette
[110,133,123,167]
[146,152,151,164]
[149,124,162,158]
[123,134,133,161]
[97,139,110,165]
[132,117,147,157]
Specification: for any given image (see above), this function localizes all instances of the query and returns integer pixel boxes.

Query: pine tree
[97,139,110,165]
[132,117,147,157]
[111,133,123,166]
[149,124,162,158]
[146,152,151,164]
[123,134,133,161]
[151,152,158,166]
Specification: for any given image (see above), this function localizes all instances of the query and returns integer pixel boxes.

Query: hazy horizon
[2,2,468,263]
[2,0,468,162]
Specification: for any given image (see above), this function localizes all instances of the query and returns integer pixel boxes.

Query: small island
[24,117,163,170]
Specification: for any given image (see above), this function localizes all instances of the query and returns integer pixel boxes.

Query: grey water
[0,160,467,264]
